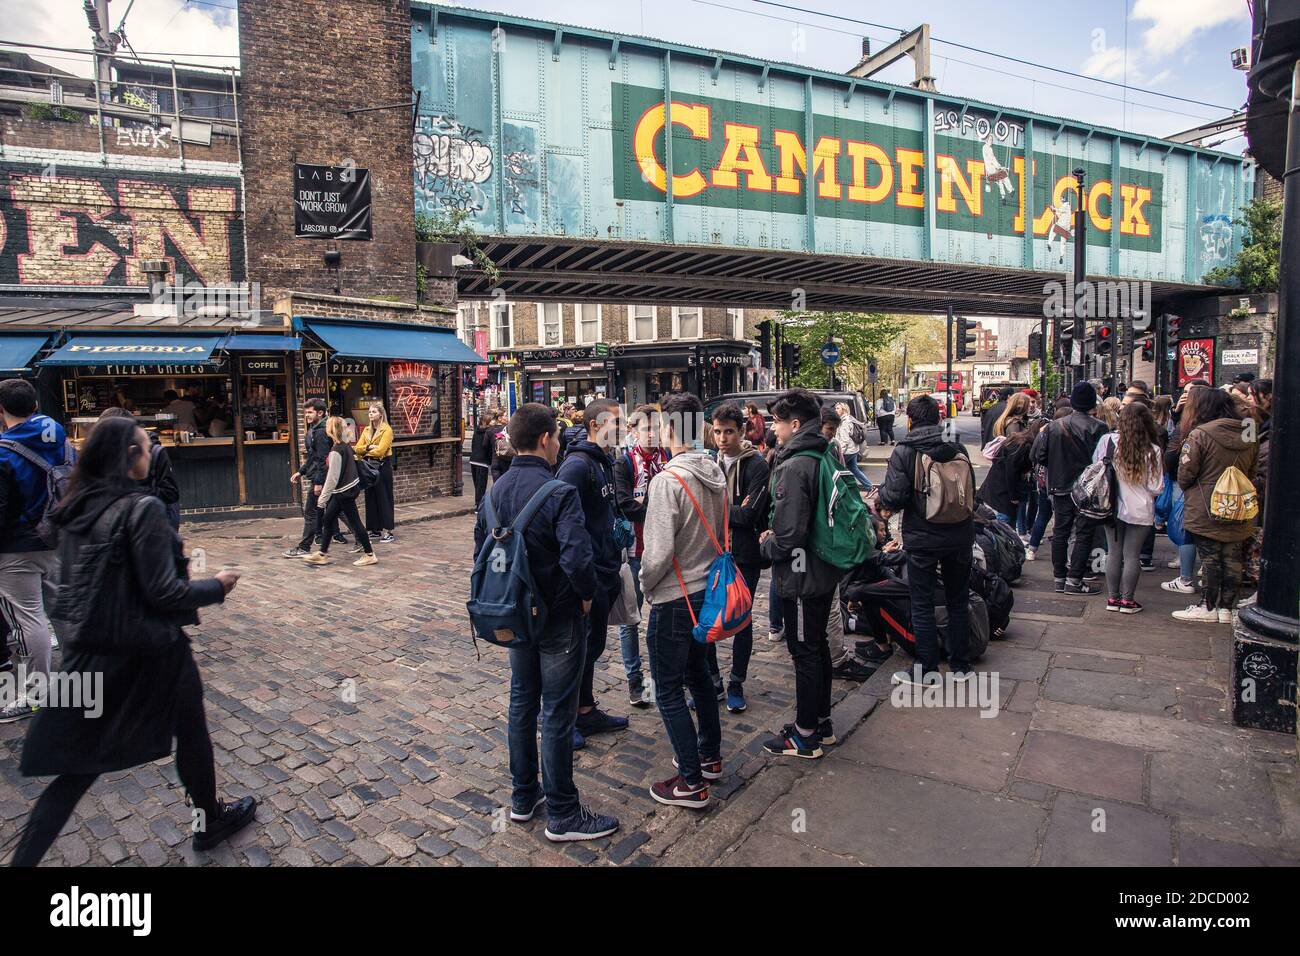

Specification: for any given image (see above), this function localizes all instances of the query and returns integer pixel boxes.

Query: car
[703,389,870,430]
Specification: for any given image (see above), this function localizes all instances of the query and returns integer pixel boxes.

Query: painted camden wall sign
[293,163,373,240]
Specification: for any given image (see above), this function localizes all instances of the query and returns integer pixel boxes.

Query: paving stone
[1015,730,1146,804]
[1044,668,1180,716]
[1149,752,1285,846]
[1039,792,1173,866]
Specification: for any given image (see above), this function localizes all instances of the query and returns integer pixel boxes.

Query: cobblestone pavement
[0,511,859,867]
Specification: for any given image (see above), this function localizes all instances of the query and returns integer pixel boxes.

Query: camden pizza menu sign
[294,163,372,240]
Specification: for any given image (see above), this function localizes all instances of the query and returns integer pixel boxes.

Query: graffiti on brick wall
[0,163,245,287]
[413,114,493,214]
[115,125,173,150]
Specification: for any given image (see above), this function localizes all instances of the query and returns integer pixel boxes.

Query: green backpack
[769,449,875,570]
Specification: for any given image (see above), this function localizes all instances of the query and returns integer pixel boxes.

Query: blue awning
[218,333,301,352]
[42,333,224,366]
[0,334,49,372]
[297,316,487,364]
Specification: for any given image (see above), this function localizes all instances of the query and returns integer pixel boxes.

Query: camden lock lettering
[613,83,1162,252]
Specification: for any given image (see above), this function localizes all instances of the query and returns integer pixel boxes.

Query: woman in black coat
[11,416,255,866]
[469,410,494,505]
[978,427,1035,524]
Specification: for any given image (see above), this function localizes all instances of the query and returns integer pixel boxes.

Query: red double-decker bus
[937,371,964,406]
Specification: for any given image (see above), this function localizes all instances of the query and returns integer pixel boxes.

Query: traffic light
[1165,313,1182,341]
[1028,331,1042,360]
[790,343,803,377]
[1140,337,1154,362]
[955,316,978,361]
[757,320,772,368]
[1060,319,1075,344]
[1095,324,1113,355]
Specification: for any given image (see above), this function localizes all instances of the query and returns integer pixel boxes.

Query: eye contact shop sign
[293,164,372,240]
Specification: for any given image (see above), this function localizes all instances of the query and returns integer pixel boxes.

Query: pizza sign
[1177,338,1214,387]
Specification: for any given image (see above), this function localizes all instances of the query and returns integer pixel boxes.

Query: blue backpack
[666,471,753,644]
[466,479,568,649]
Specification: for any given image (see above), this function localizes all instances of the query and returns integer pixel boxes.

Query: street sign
[820,343,841,365]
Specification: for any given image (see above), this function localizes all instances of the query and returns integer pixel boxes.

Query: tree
[872,314,949,394]
[1204,197,1281,293]
[777,311,908,390]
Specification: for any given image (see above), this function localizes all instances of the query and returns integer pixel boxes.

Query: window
[673,306,701,340]
[728,307,746,340]
[538,303,562,346]
[629,304,656,342]
[490,302,513,350]
[456,302,480,348]
[574,303,601,345]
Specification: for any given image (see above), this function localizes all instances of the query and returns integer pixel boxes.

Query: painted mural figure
[981,133,1013,203]
[1047,198,1073,264]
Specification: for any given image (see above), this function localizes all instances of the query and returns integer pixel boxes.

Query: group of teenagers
[472,386,982,843]
[975,374,1271,618]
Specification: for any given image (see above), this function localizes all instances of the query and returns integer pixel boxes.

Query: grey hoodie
[639,449,727,606]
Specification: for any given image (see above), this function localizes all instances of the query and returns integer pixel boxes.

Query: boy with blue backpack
[639,392,730,809]
[470,403,619,842]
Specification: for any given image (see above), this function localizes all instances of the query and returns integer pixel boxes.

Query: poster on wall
[1177,338,1215,387]
[293,163,372,240]
[386,361,440,437]
[302,349,328,406]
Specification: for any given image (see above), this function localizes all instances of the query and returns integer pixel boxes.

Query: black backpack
[882,395,895,413]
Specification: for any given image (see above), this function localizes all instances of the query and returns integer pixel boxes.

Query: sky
[8,0,1253,152]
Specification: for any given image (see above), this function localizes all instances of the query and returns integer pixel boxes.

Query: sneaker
[1161,577,1196,594]
[1025,547,1036,561]
[649,775,710,809]
[509,789,546,823]
[348,543,364,554]
[302,552,330,565]
[726,686,746,713]
[672,756,723,781]
[1054,578,1066,593]
[1239,592,1258,608]
[768,627,785,642]
[1119,600,1144,615]
[1083,573,1101,583]
[332,533,348,544]
[282,547,309,558]
[192,796,258,852]
[832,656,875,681]
[352,554,378,567]
[1217,607,1233,624]
[544,805,620,842]
[0,701,37,723]
[571,728,586,751]
[1106,597,1122,612]
[762,724,823,759]
[1172,604,1219,623]
[627,681,651,709]
[575,708,628,737]
[49,631,58,650]
[1139,561,1155,572]
[1065,581,1101,595]
[855,641,893,665]
[1166,559,1181,569]
[817,718,836,746]
[379,531,396,544]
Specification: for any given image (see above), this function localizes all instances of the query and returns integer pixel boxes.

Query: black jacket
[470,426,493,466]
[23,487,225,777]
[296,419,331,485]
[1031,411,1109,494]
[761,421,842,598]
[877,424,976,552]
[981,400,1007,448]
[474,454,596,621]
[557,438,623,593]
[978,435,1032,518]
[147,435,182,529]
[714,443,769,569]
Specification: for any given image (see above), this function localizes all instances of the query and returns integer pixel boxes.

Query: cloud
[9,0,239,77]
[1133,0,1249,57]
[1081,45,1130,82]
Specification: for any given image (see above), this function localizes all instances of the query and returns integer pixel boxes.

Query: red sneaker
[649,775,710,809]
[672,756,723,780]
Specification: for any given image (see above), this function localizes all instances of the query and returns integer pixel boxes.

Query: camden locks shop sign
[294,163,373,240]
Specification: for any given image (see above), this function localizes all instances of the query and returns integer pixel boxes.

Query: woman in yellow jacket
[354,402,396,543]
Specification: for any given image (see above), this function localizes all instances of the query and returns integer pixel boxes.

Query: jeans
[907,546,973,672]
[12,652,217,866]
[318,491,372,555]
[1189,533,1246,610]
[507,615,585,822]
[295,484,324,551]
[1104,520,1148,602]
[780,592,834,732]
[1179,541,1198,581]
[580,587,612,710]
[844,455,873,491]
[1028,486,1052,549]
[1050,493,1099,582]
[994,511,1013,524]
[705,563,759,691]
[618,555,645,687]
[768,575,784,632]
[646,592,721,787]
[0,550,55,686]
[877,414,895,443]
[1140,525,1156,564]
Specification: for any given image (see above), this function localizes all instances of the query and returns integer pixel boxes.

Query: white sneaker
[1019,534,1031,546]
[1217,608,1232,624]
[1166,559,1181,569]
[768,628,785,642]
[1172,604,1218,623]
[1161,577,1196,594]
[1024,547,1036,561]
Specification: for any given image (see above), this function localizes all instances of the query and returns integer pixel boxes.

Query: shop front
[295,316,487,503]
[39,330,303,514]
[513,346,613,410]
[614,341,755,408]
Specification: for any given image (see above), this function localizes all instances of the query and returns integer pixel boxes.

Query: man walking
[1031,382,1109,594]
[639,392,727,808]
[877,394,977,686]
[557,397,629,741]
[284,398,334,558]
[473,403,618,842]
[0,379,67,722]
[706,403,768,713]
[760,388,843,758]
